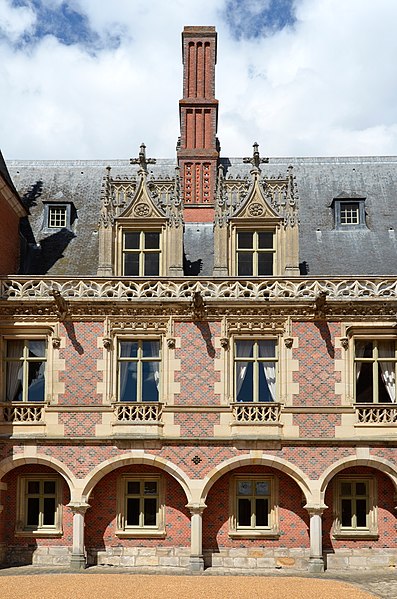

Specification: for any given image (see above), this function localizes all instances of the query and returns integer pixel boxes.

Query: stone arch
[81,454,192,502]
[200,454,312,504]
[319,455,397,500]
[0,454,75,496]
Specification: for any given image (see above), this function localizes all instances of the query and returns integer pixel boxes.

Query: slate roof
[6,155,397,278]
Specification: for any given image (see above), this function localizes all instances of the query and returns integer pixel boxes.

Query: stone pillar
[68,502,90,570]
[306,507,325,572]
[187,503,206,572]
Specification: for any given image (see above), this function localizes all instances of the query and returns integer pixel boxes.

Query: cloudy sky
[1,0,397,160]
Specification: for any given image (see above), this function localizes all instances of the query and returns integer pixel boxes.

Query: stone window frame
[16,474,63,537]
[115,474,166,538]
[343,326,397,406]
[354,337,397,404]
[231,226,277,277]
[1,327,59,405]
[233,337,278,403]
[229,474,279,539]
[113,335,163,404]
[115,221,166,277]
[332,475,378,539]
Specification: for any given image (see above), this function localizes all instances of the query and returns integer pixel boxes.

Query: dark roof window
[42,200,75,231]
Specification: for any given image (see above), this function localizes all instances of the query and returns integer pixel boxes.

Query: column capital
[304,504,327,516]
[67,502,90,515]
[186,503,207,516]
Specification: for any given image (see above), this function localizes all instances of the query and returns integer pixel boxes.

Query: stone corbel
[50,288,68,321]
[103,337,112,350]
[340,337,349,350]
[167,337,176,349]
[191,291,206,320]
[220,337,229,349]
[284,337,293,349]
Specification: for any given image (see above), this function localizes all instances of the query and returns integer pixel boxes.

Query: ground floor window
[333,476,377,538]
[116,475,165,537]
[16,475,62,536]
[229,475,278,538]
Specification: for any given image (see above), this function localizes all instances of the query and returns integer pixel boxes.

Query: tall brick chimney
[177,26,219,222]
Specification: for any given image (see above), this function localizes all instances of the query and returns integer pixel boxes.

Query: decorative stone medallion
[134,203,151,217]
[248,202,265,217]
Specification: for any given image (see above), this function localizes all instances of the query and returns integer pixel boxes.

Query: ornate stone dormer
[97,144,183,277]
[214,143,300,277]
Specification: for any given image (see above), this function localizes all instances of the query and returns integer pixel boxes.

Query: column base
[70,553,86,571]
[189,555,204,572]
[308,557,324,573]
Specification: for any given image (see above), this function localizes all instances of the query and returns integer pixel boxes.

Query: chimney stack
[177,26,219,222]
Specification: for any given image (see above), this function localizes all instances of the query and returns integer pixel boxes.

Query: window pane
[236,361,253,402]
[143,498,157,526]
[28,481,40,494]
[6,364,22,401]
[6,339,24,359]
[142,362,159,402]
[356,499,367,527]
[144,253,159,276]
[43,498,56,525]
[120,342,138,358]
[258,232,273,249]
[144,481,157,495]
[378,341,395,358]
[144,232,160,249]
[341,498,352,527]
[237,232,253,249]
[258,340,276,358]
[258,363,274,402]
[237,481,252,495]
[238,498,251,526]
[142,341,160,358]
[28,340,45,358]
[43,481,56,494]
[127,481,140,495]
[124,232,140,249]
[119,362,137,402]
[355,482,367,496]
[124,253,139,276]
[236,341,254,358]
[258,253,273,276]
[255,498,268,526]
[126,497,140,525]
[356,362,373,403]
[340,482,351,496]
[237,252,253,276]
[27,497,40,526]
[256,481,269,496]
[27,362,45,402]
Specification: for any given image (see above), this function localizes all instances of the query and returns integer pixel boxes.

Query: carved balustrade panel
[2,403,45,423]
[356,405,397,424]
[114,402,163,423]
[232,402,282,424]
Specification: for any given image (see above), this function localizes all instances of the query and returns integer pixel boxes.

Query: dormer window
[48,205,67,228]
[332,194,366,230]
[43,201,74,230]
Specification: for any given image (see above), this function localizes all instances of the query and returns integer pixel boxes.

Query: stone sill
[115,529,166,539]
[15,529,63,538]
[332,532,379,540]
[229,530,280,540]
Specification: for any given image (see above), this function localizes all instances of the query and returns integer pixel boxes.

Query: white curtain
[119,342,136,402]
[235,341,253,400]
[259,340,276,402]
[6,340,24,402]
[379,341,396,403]
[355,340,366,381]
[148,341,160,399]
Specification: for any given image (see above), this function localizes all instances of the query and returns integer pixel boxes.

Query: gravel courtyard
[0,573,378,599]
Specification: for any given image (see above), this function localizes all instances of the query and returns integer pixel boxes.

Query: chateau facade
[1,26,397,572]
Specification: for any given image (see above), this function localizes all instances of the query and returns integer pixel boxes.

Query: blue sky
[0,0,397,159]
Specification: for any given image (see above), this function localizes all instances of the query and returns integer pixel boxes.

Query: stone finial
[130,143,156,176]
[243,142,269,173]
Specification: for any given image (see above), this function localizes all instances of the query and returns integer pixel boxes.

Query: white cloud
[1,0,397,159]
[0,0,36,43]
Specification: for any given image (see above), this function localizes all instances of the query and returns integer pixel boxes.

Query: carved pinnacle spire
[243,142,269,172]
[130,143,156,175]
